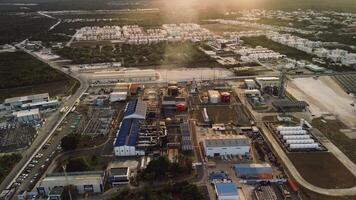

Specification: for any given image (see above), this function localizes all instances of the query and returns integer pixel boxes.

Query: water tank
[221,92,231,103]
[176,103,186,112]
[208,90,221,104]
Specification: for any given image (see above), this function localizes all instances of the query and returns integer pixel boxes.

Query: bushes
[56,42,214,66]
[0,154,22,183]
[0,52,70,89]
[141,155,192,181]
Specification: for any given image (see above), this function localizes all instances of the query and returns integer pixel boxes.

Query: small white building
[110,92,127,102]
[37,171,105,196]
[204,137,250,157]
[255,77,280,89]
[13,108,41,123]
[244,79,257,90]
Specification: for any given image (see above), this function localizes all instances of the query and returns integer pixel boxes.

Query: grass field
[312,118,356,164]
[0,51,78,101]
[289,152,356,189]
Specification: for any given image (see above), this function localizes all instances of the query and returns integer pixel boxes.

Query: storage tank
[221,92,231,103]
[168,81,177,86]
[289,143,319,150]
[285,139,315,144]
[208,90,221,104]
[282,135,311,140]
[168,86,179,96]
[277,126,303,132]
[176,103,186,112]
[279,130,307,135]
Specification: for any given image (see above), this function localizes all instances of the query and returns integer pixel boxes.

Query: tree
[61,134,80,151]
[66,157,91,172]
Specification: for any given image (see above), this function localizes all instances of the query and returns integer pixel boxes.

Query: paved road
[0,46,89,198]
[238,89,356,196]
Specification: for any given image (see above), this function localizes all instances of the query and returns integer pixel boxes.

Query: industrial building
[13,108,41,124]
[114,99,148,156]
[234,163,273,180]
[204,137,250,157]
[107,167,131,186]
[91,70,160,85]
[244,79,257,89]
[272,99,308,112]
[2,93,58,112]
[180,123,193,151]
[255,77,280,90]
[36,171,105,196]
[214,182,239,200]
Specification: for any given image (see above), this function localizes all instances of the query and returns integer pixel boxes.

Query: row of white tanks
[277,125,319,150]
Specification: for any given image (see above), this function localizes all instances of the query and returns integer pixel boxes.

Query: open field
[287,76,356,127]
[289,152,356,189]
[0,51,78,100]
[312,118,356,164]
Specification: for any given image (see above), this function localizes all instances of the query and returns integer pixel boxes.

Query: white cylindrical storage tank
[277,126,303,132]
[282,135,311,140]
[289,143,319,150]
[285,139,315,144]
[208,90,221,104]
[279,130,307,135]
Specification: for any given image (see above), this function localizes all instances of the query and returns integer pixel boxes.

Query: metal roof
[180,123,190,136]
[114,119,141,147]
[209,172,227,181]
[215,183,238,196]
[124,99,147,120]
[4,93,49,104]
[234,164,273,176]
[204,137,249,148]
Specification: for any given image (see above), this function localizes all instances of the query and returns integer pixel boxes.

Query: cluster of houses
[74,23,217,44]
[267,32,356,67]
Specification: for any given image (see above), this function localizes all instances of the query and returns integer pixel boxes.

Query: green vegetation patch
[0,51,78,100]
[289,152,356,189]
[57,42,217,67]
[64,155,109,172]
[0,153,22,183]
[112,181,204,200]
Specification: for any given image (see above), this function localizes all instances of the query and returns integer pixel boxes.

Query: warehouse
[214,182,239,200]
[107,167,131,186]
[3,93,51,111]
[234,163,273,180]
[91,69,160,84]
[204,137,250,157]
[36,171,105,196]
[255,77,279,90]
[123,99,147,120]
[114,119,145,156]
[13,109,41,123]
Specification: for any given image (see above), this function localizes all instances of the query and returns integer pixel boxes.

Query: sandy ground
[287,76,356,128]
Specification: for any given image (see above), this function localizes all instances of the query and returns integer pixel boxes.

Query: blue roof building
[114,99,147,156]
[215,183,239,200]
[234,164,273,179]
